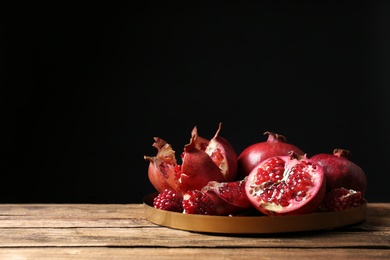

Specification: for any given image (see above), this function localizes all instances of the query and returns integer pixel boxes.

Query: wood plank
[0,226,388,248]
[0,204,154,227]
[0,204,143,218]
[0,248,388,260]
[0,203,388,230]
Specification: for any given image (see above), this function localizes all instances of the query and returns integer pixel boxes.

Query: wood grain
[0,248,389,260]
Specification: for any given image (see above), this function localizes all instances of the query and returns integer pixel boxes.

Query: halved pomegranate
[245,152,326,216]
[144,123,238,195]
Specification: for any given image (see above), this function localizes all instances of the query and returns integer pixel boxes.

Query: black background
[2,1,390,203]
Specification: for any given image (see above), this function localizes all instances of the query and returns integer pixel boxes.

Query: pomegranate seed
[253,156,320,208]
[217,179,248,204]
[210,148,223,167]
[182,190,217,215]
[153,189,183,212]
[321,187,366,211]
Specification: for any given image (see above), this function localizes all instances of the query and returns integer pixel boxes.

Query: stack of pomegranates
[144,123,367,216]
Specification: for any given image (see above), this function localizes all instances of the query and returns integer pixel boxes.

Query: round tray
[143,193,367,234]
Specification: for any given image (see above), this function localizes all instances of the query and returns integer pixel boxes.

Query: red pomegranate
[237,132,304,179]
[320,187,366,211]
[182,189,217,215]
[203,123,238,183]
[153,188,183,212]
[310,149,367,194]
[144,123,238,195]
[245,152,326,216]
[144,138,177,193]
[201,179,254,215]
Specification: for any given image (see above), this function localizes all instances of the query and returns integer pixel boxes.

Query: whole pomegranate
[310,149,367,194]
[144,123,238,195]
[237,131,304,179]
[245,152,326,216]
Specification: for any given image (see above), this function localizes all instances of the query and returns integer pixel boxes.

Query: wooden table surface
[0,203,389,259]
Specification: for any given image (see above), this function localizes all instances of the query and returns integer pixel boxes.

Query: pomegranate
[245,152,326,216]
[237,131,304,179]
[201,178,254,215]
[182,190,217,215]
[205,123,238,182]
[310,149,367,194]
[144,138,177,193]
[153,189,183,212]
[320,187,366,211]
[144,123,238,195]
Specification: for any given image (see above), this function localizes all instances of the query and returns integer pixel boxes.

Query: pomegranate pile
[144,123,367,216]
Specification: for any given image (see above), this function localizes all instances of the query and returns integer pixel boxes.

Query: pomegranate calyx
[333,148,351,159]
[264,131,287,143]
[287,150,307,160]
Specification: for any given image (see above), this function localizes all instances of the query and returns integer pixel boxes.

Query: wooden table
[0,203,389,259]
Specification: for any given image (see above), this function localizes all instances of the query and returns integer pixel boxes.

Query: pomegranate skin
[179,123,238,194]
[237,132,305,179]
[310,149,367,194]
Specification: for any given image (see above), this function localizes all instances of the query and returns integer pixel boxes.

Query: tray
[143,193,367,234]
